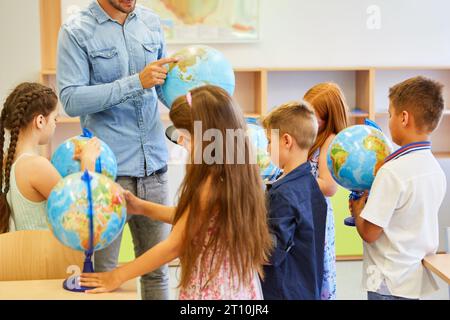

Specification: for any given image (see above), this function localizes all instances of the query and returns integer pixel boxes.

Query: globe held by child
[327,125,393,191]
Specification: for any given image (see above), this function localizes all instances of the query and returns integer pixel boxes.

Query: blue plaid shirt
[57,1,168,177]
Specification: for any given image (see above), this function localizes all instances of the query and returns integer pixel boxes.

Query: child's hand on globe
[80,137,101,162]
[73,137,101,172]
[80,270,124,294]
[349,191,369,218]
[124,190,144,215]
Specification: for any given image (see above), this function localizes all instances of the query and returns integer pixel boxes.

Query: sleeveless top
[7,153,48,231]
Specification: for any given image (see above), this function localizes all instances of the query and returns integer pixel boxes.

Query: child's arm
[80,209,187,293]
[29,138,102,199]
[350,191,383,243]
[29,157,62,198]
[80,178,213,293]
[124,191,176,224]
[316,135,338,197]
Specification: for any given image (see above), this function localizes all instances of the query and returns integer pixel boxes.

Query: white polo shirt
[360,149,447,299]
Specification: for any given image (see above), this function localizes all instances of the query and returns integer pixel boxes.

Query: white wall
[170,0,450,68]
[60,0,450,67]
[4,0,450,101]
[0,0,41,104]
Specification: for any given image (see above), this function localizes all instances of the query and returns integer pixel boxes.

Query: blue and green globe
[47,172,127,252]
[327,125,393,191]
[162,45,235,108]
[51,135,118,180]
[246,118,281,182]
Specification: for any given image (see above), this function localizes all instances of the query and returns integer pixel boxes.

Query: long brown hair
[169,85,272,289]
[304,83,349,159]
[0,83,57,233]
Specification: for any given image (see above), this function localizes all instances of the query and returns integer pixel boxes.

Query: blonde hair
[262,101,318,150]
[304,83,349,159]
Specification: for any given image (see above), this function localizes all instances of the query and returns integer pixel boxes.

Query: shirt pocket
[88,47,121,83]
[142,43,161,66]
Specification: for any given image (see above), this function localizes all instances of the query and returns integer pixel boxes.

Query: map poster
[61,0,260,43]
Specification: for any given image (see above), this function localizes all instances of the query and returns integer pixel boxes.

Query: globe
[327,125,394,191]
[162,45,235,108]
[47,171,127,252]
[246,118,281,182]
[51,134,118,180]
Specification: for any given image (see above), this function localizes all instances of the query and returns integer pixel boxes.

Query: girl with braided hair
[0,82,101,233]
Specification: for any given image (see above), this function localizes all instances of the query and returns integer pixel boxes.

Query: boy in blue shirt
[261,101,328,300]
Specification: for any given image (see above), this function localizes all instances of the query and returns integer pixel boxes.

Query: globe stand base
[62,277,95,293]
[62,252,95,293]
[344,216,356,227]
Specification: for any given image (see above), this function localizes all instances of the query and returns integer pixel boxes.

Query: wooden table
[0,278,138,300]
[423,254,450,285]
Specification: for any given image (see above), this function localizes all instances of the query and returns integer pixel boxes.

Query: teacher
[57,0,177,300]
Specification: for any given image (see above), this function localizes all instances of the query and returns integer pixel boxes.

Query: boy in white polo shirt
[350,76,447,300]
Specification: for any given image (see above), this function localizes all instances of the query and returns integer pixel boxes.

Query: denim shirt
[262,162,328,300]
[57,1,168,177]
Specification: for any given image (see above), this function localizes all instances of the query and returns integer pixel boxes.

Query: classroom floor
[166,261,449,300]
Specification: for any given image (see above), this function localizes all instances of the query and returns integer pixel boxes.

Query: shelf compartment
[266,69,372,115]
[374,69,450,113]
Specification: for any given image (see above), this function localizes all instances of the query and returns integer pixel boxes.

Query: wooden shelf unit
[42,66,450,159]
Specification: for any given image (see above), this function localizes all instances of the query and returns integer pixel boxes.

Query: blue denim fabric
[57,1,169,177]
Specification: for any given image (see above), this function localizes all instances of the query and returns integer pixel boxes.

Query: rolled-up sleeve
[57,26,144,117]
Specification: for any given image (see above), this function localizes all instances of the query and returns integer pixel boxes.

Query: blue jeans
[367,291,417,300]
[94,173,171,300]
